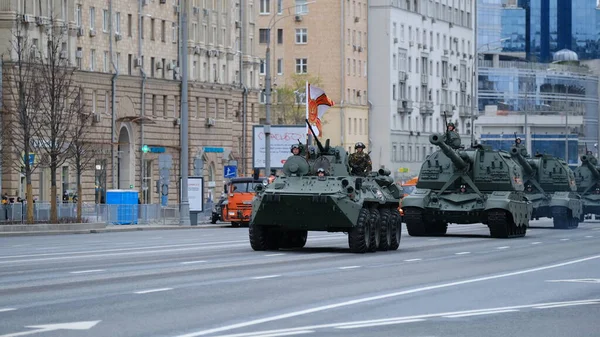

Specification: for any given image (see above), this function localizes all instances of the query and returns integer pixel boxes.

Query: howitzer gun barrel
[510,146,535,176]
[429,133,468,170]
[581,155,600,180]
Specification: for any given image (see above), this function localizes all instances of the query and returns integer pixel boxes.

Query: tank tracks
[551,207,579,230]
[404,208,448,237]
[405,208,526,238]
[487,210,527,238]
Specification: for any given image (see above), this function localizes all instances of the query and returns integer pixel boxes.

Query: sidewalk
[0,220,227,237]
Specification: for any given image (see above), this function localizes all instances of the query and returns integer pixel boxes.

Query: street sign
[224,165,237,178]
[22,153,35,166]
[204,147,224,153]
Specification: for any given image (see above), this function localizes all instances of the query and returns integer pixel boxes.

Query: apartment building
[255,0,369,155]
[368,0,476,180]
[0,0,260,205]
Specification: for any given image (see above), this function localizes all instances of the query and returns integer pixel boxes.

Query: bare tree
[269,74,323,125]
[66,88,91,222]
[2,21,43,223]
[35,21,80,223]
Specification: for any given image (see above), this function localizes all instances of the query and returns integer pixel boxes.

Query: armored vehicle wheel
[348,208,371,253]
[368,208,381,252]
[404,208,447,236]
[552,207,578,229]
[249,223,280,251]
[378,208,392,251]
[388,208,402,251]
[488,210,527,238]
[280,230,308,249]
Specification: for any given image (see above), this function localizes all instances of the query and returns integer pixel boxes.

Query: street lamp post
[179,0,190,226]
[263,2,315,175]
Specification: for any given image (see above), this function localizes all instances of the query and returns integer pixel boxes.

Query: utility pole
[264,32,272,176]
[179,0,190,226]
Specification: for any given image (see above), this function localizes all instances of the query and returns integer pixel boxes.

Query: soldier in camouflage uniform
[586,150,598,166]
[515,137,529,157]
[443,122,462,149]
[348,142,372,176]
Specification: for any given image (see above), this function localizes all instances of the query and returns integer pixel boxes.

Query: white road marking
[427,239,439,241]
[174,255,600,337]
[252,275,281,280]
[69,269,105,274]
[455,252,470,255]
[335,319,426,329]
[246,331,313,337]
[546,278,600,284]
[134,288,173,294]
[531,242,542,245]
[197,299,600,337]
[265,253,286,257]
[442,309,519,318]
[560,238,570,241]
[534,302,598,309]
[404,258,422,262]
[585,236,593,238]
[496,246,510,250]
[208,330,314,337]
[0,308,16,313]
[338,266,361,270]
[180,261,207,265]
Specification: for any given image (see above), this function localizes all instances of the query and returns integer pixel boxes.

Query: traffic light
[142,145,150,153]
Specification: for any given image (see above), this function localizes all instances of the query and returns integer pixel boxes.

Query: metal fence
[0,202,213,225]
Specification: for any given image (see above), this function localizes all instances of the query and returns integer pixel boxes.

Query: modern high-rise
[369,0,476,179]
[255,0,369,157]
[0,0,260,205]
[500,0,600,61]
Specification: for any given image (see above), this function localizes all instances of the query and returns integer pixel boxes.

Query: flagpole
[306,81,311,145]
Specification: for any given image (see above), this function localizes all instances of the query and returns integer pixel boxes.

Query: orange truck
[221,177,264,227]
[399,177,418,217]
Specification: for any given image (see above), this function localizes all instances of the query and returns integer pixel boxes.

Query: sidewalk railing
[0,203,211,225]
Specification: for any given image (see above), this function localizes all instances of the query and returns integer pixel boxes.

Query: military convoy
[401,133,531,238]
[249,122,402,253]
[509,147,582,229]
[574,154,600,219]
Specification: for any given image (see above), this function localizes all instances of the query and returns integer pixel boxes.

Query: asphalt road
[0,220,599,337]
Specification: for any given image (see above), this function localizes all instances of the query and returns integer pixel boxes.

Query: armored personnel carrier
[249,121,403,253]
[401,133,531,238]
[510,147,582,229]
[574,154,600,219]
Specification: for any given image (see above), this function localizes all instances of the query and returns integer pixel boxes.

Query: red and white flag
[306,82,334,137]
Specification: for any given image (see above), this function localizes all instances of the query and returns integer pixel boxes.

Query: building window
[102,9,109,32]
[277,0,283,13]
[277,58,283,75]
[295,0,308,14]
[76,47,82,69]
[128,14,132,37]
[89,7,95,30]
[259,60,265,75]
[172,22,177,43]
[295,58,307,74]
[150,18,155,40]
[61,0,67,20]
[115,12,121,34]
[140,17,144,39]
[90,49,96,71]
[259,29,269,44]
[260,0,270,14]
[161,20,166,42]
[277,29,283,44]
[295,28,307,44]
[103,51,108,72]
[150,57,155,77]
[76,5,82,27]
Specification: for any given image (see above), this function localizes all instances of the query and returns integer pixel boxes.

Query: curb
[0,222,231,237]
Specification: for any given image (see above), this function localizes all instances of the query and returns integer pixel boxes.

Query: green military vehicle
[510,147,582,229]
[574,154,600,219]
[249,122,403,253]
[402,133,532,238]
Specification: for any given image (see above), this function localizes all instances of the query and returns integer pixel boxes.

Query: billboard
[181,176,204,212]
[253,125,306,169]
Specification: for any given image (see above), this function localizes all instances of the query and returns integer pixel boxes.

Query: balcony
[440,104,454,113]
[460,80,467,92]
[397,100,413,114]
[421,74,428,85]
[398,71,407,82]
[459,105,472,117]
[441,77,448,88]
[419,101,434,115]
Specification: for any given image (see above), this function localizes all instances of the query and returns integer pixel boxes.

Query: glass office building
[500,0,600,61]
[478,0,503,51]
[477,54,599,164]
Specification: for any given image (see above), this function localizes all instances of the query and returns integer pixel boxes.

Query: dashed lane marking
[496,246,510,250]
[180,261,207,265]
[134,288,173,294]
[442,309,520,318]
[69,269,106,274]
[531,242,542,245]
[338,266,361,270]
[265,254,286,257]
[455,252,470,255]
[251,275,281,280]
[0,308,16,313]
[335,319,426,329]
[403,258,422,262]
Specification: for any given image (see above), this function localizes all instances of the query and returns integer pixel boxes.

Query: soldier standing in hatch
[515,137,529,157]
[348,142,372,177]
[444,122,462,149]
[586,150,598,166]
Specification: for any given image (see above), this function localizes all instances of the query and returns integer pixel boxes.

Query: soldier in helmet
[348,142,372,176]
[586,150,598,166]
[290,144,302,156]
[515,137,529,157]
[444,122,462,149]
[316,167,327,178]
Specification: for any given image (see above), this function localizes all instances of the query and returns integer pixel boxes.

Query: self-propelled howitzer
[249,125,403,253]
[401,134,532,238]
[574,155,600,218]
[510,147,582,229]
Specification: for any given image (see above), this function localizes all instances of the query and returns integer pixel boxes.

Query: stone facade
[0,0,261,205]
